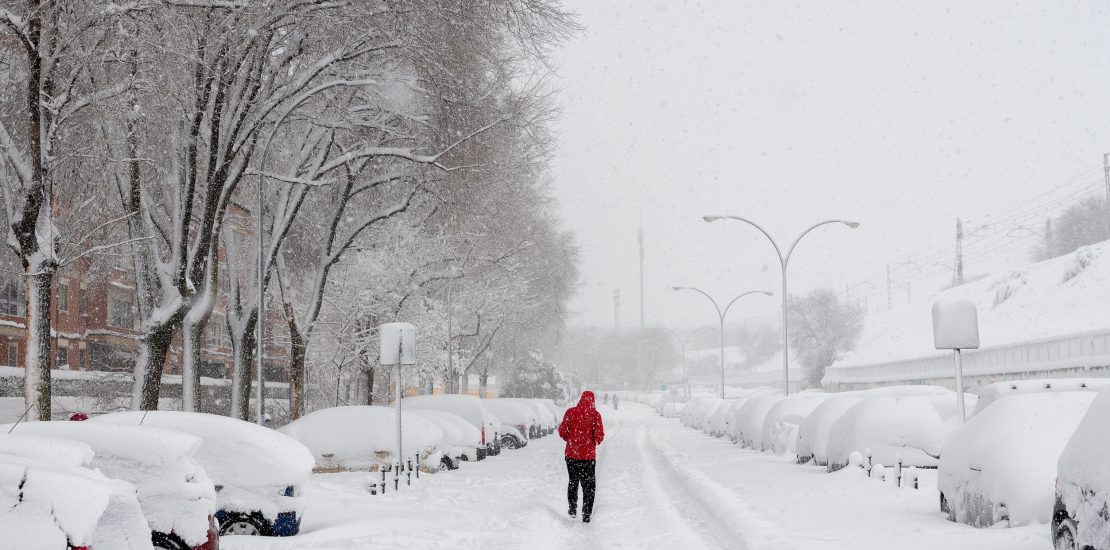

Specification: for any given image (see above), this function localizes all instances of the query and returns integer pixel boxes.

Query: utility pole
[446,283,453,394]
[1103,153,1109,235]
[955,218,965,286]
[638,222,645,391]
[1045,217,1053,258]
[609,289,619,390]
[886,264,892,310]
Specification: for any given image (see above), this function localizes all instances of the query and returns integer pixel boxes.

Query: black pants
[566,458,596,517]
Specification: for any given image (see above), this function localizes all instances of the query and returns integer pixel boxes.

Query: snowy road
[223,403,1051,549]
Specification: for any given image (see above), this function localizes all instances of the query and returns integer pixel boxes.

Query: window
[78,348,85,370]
[78,288,86,315]
[0,279,22,316]
[109,298,133,329]
[56,345,68,369]
[57,282,69,312]
[6,343,16,367]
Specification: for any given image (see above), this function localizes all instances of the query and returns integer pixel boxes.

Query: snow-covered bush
[939,392,1096,527]
[1057,386,1110,549]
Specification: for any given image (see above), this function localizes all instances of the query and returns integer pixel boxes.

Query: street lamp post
[671,287,773,398]
[659,326,714,398]
[703,216,859,395]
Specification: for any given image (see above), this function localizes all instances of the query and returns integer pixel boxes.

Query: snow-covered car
[402,395,502,458]
[407,409,483,465]
[938,391,1095,528]
[94,411,314,537]
[705,400,736,437]
[279,405,445,472]
[660,401,686,418]
[825,394,953,472]
[761,392,828,455]
[483,399,539,445]
[681,397,723,430]
[3,421,220,550]
[0,444,113,550]
[0,433,153,550]
[510,398,558,436]
[1053,386,1110,550]
[973,378,1110,416]
[733,393,785,450]
[797,396,863,466]
[533,398,564,433]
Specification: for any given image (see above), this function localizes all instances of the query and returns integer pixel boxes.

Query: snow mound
[939,392,1096,527]
[280,405,443,470]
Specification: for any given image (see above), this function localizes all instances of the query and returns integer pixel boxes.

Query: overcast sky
[549,0,1110,331]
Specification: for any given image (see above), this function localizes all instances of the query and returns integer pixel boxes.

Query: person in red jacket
[559,390,604,523]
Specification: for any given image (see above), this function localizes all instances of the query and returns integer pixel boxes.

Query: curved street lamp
[659,325,714,398]
[703,216,859,395]
[671,287,773,398]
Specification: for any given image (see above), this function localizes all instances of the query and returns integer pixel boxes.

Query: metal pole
[395,343,402,490]
[953,349,966,425]
[781,265,789,395]
[718,313,725,399]
[256,158,265,425]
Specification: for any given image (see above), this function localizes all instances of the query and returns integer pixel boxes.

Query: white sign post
[931,299,980,424]
[380,322,416,491]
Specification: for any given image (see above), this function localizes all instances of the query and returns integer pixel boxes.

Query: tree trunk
[364,367,374,405]
[181,316,204,412]
[460,372,469,395]
[132,318,179,411]
[229,313,257,420]
[479,372,489,399]
[284,303,305,419]
[24,271,52,420]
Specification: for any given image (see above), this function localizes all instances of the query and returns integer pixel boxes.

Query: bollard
[896,456,903,488]
[414,454,421,478]
[865,448,873,476]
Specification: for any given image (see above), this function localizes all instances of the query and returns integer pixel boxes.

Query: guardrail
[824,328,1110,390]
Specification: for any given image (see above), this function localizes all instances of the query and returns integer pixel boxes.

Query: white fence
[823,329,1110,391]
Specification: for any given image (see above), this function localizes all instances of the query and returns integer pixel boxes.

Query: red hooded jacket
[559,391,604,460]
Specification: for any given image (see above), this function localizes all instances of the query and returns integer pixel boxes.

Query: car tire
[220,512,270,536]
[1054,517,1079,550]
[151,532,189,550]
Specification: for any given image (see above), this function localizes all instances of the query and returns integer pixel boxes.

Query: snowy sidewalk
[223,403,1051,549]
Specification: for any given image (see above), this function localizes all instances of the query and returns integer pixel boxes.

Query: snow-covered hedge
[939,391,1096,527]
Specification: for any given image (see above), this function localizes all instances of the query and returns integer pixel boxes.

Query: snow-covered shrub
[939,392,1095,527]
[990,269,1029,307]
[1062,246,1098,282]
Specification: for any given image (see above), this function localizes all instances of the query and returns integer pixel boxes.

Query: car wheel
[220,513,269,536]
[1054,517,1079,550]
[151,532,189,550]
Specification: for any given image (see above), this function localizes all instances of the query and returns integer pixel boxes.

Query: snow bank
[1057,386,1110,548]
[760,392,828,455]
[1,421,217,546]
[825,394,949,471]
[280,405,443,470]
[93,411,314,521]
[973,378,1110,416]
[939,392,1096,527]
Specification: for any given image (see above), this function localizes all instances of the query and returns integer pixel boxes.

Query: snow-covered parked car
[705,400,736,437]
[1053,386,1110,550]
[973,378,1110,415]
[797,396,863,466]
[279,405,446,472]
[3,421,219,550]
[0,433,153,550]
[825,392,969,472]
[533,398,564,434]
[407,409,483,465]
[761,392,828,455]
[402,395,501,458]
[938,391,1096,528]
[733,393,785,450]
[94,411,314,537]
[509,398,558,437]
[660,401,686,418]
[681,397,723,430]
[483,400,537,449]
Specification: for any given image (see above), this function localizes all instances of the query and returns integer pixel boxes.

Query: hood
[577,391,595,409]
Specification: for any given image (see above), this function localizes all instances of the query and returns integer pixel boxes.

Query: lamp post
[703,216,859,395]
[672,287,772,398]
[659,326,714,398]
